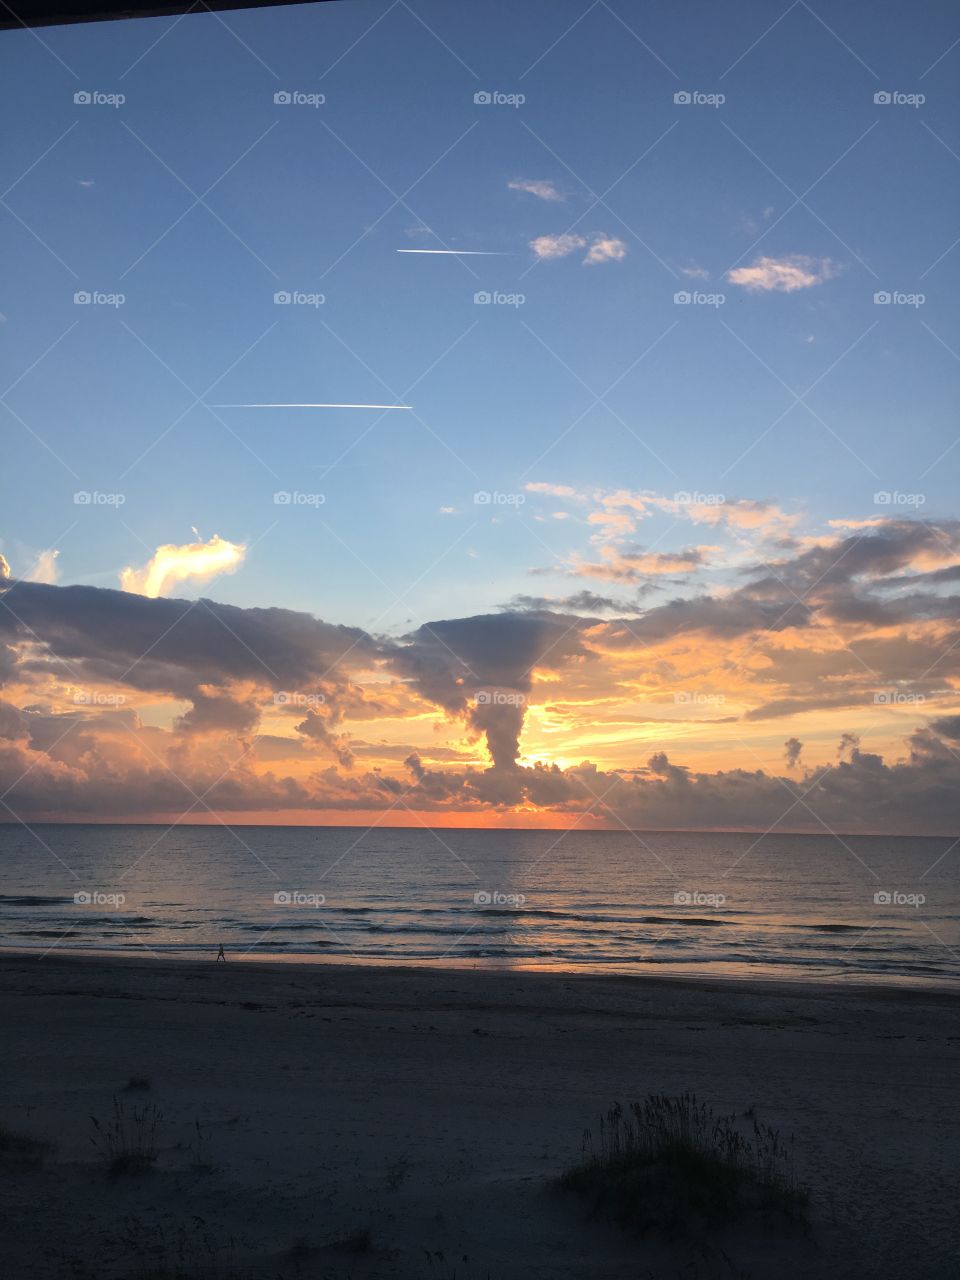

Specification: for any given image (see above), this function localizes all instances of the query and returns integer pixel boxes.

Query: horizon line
[0,820,953,839]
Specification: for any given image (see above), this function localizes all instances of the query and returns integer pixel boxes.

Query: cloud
[0,554,10,580]
[584,236,627,265]
[529,234,628,265]
[2,516,959,831]
[27,549,60,585]
[568,545,714,583]
[525,482,579,498]
[506,589,644,615]
[120,534,246,598]
[508,178,563,202]
[727,255,839,293]
[530,233,586,260]
[679,263,710,280]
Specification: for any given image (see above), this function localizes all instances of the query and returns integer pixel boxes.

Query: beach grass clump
[559,1092,809,1235]
[0,1121,55,1168]
[90,1097,163,1175]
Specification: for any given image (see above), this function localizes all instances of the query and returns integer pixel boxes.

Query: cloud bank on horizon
[1,506,959,833]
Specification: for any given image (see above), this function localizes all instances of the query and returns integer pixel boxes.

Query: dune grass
[89,1097,164,1176]
[559,1093,809,1235]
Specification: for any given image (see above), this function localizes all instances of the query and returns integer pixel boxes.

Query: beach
[1,952,957,1278]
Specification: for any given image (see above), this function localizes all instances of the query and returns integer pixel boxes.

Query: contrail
[208,403,413,410]
[396,249,514,255]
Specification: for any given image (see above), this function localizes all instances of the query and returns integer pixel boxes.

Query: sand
[0,952,957,1278]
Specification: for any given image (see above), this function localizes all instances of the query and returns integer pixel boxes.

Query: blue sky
[2,0,959,629]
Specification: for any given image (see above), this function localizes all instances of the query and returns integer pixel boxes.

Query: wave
[0,894,76,906]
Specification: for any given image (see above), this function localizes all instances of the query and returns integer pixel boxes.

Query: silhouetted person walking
[216,943,226,962]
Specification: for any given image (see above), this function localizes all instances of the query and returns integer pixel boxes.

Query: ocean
[1,824,957,986]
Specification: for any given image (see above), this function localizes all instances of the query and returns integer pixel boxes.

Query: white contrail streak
[396,249,514,255]
[208,403,413,409]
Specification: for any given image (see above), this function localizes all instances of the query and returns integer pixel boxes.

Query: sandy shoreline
[1,952,958,1277]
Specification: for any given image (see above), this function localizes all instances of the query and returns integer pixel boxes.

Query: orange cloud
[120,533,246,598]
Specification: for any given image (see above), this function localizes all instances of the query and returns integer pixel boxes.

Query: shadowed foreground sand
[0,953,957,1278]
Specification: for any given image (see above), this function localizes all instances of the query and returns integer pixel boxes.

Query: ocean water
[0,824,957,987]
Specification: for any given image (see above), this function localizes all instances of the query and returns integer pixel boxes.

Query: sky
[1,0,959,831]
